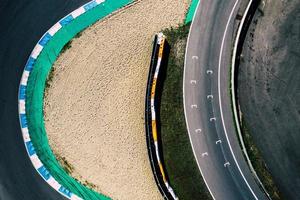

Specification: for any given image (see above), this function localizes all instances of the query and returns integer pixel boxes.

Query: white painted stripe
[151,103,155,113]
[31,154,43,169]
[17,2,129,199]
[150,100,155,106]
[16,1,109,200]
[47,176,61,191]
[31,44,44,59]
[151,102,155,108]
[48,23,62,36]
[70,194,82,200]
[217,0,258,199]
[150,98,155,106]
[168,187,178,200]
[71,7,85,19]
[157,33,164,44]
[21,70,30,86]
[19,100,26,114]
[151,110,156,120]
[22,127,31,142]
[151,109,156,119]
[231,0,270,198]
[165,182,170,188]
[154,142,160,163]
[183,1,217,199]
[95,0,105,4]
[154,59,162,78]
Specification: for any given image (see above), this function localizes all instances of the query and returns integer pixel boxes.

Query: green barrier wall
[185,0,200,24]
[26,1,132,199]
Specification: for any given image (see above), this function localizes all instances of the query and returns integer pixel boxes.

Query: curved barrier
[231,0,271,199]
[18,0,133,199]
[145,33,177,200]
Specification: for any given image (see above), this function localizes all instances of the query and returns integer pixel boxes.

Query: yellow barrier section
[149,33,177,199]
[152,121,158,142]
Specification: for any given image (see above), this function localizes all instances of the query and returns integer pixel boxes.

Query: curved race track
[0,0,89,199]
[184,0,268,199]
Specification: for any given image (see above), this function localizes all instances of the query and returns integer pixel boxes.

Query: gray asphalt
[0,0,89,199]
[183,0,268,199]
[238,1,300,199]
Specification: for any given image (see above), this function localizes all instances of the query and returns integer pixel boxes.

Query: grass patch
[45,66,55,89]
[55,153,75,174]
[55,153,97,191]
[160,23,212,200]
[45,29,84,90]
[82,180,97,190]
[60,31,81,54]
[61,40,72,54]
[241,118,284,200]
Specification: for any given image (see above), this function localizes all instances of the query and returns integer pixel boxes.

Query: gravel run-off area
[237,0,300,199]
[44,1,190,199]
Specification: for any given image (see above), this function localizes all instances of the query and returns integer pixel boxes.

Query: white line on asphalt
[195,129,202,133]
[216,140,222,144]
[218,0,258,199]
[191,104,198,109]
[209,117,216,122]
[232,0,270,197]
[207,95,213,99]
[183,1,217,199]
[190,80,197,84]
[201,152,208,157]
[261,0,265,9]
[206,70,213,74]
[192,56,199,60]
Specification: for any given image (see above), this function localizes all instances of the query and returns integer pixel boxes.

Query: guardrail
[231,0,271,199]
[145,33,178,200]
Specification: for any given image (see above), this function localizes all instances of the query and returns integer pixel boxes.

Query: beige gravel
[44,0,190,199]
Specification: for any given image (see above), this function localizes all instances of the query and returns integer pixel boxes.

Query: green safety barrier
[26,0,132,199]
[185,0,200,24]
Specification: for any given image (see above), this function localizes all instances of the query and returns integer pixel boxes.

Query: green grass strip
[161,24,212,200]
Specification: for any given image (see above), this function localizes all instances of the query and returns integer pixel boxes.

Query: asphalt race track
[184,0,268,199]
[0,0,89,199]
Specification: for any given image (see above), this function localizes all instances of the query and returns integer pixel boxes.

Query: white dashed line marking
[206,70,213,74]
[195,129,202,133]
[207,95,213,99]
[217,0,259,198]
[191,104,198,109]
[190,80,197,84]
[216,140,222,144]
[210,117,216,122]
[201,152,208,157]
[224,162,230,168]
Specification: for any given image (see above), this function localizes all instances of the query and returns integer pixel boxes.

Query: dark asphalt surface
[184,0,267,199]
[0,0,89,199]
[238,1,300,199]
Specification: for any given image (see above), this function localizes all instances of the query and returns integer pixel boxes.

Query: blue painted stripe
[19,85,26,100]
[59,186,72,198]
[20,114,28,128]
[37,166,51,180]
[38,33,52,47]
[83,1,97,11]
[25,57,35,72]
[25,141,36,156]
[59,15,74,26]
